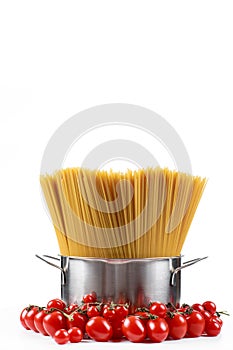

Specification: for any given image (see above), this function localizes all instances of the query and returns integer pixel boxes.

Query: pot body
[60,256,182,307]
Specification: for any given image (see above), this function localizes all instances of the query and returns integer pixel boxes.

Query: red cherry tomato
[202,301,216,315]
[66,311,87,333]
[186,310,205,337]
[80,304,88,311]
[134,311,150,327]
[47,298,66,311]
[102,307,116,321]
[149,302,167,318]
[211,315,223,327]
[147,318,169,343]
[82,293,97,304]
[20,308,30,330]
[68,327,83,343]
[65,303,79,315]
[111,318,124,339]
[202,310,212,322]
[205,317,221,336]
[43,311,67,337]
[177,306,189,313]
[34,309,49,336]
[100,304,110,315]
[87,305,101,318]
[166,313,187,340]
[24,307,39,332]
[53,328,69,345]
[192,303,205,313]
[115,305,129,320]
[122,316,146,343]
[86,316,113,342]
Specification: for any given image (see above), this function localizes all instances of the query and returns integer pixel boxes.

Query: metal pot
[36,255,207,308]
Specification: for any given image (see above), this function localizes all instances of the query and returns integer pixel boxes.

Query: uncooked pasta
[40,167,206,258]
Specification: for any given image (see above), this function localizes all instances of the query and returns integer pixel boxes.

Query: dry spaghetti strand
[40,167,207,258]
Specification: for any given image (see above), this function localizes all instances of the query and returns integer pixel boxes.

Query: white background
[0,0,233,349]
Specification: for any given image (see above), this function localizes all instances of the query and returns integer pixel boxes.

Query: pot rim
[59,254,183,262]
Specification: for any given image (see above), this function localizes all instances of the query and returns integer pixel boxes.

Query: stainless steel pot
[36,255,207,308]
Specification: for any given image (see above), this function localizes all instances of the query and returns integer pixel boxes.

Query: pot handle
[35,254,66,285]
[170,256,208,287]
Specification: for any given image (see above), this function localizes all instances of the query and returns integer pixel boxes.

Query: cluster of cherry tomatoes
[20,292,228,344]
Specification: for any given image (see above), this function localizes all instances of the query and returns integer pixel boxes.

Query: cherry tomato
[115,305,129,319]
[53,329,69,345]
[177,306,189,313]
[110,318,124,339]
[166,313,187,340]
[47,298,66,311]
[147,318,169,343]
[186,310,205,337]
[134,311,150,328]
[66,311,87,333]
[192,303,205,313]
[20,307,30,330]
[80,304,88,311]
[102,307,116,321]
[122,316,146,343]
[149,302,167,318]
[34,309,49,336]
[24,307,39,332]
[211,315,223,327]
[202,310,212,322]
[101,303,110,315]
[65,303,79,315]
[90,291,97,302]
[205,317,221,336]
[68,327,83,343]
[43,311,67,337]
[166,302,182,312]
[87,305,101,318]
[202,301,216,315]
[83,292,97,304]
[86,316,113,342]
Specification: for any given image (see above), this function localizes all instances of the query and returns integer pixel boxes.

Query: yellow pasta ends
[40,167,207,258]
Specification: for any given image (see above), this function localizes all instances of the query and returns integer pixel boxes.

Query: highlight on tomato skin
[146,318,169,343]
[47,298,66,311]
[149,302,167,318]
[85,316,113,342]
[66,311,88,333]
[53,329,69,345]
[205,318,221,337]
[87,305,101,318]
[186,310,205,337]
[42,311,67,338]
[122,316,147,343]
[34,309,49,336]
[82,292,97,304]
[115,305,129,319]
[20,307,31,330]
[24,307,40,333]
[165,313,188,340]
[192,303,205,313]
[65,303,79,315]
[202,301,217,315]
[67,327,83,343]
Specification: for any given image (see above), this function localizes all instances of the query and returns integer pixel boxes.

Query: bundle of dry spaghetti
[40,167,206,258]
